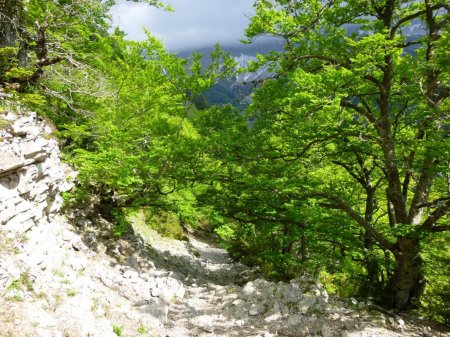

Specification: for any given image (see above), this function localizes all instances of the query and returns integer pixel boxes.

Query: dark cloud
[111,0,255,51]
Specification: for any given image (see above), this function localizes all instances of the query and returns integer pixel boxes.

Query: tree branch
[363,75,382,87]
[416,196,450,209]
[430,225,450,233]
[340,99,379,131]
[332,160,364,185]
[306,192,395,251]
[420,199,450,231]
[292,54,350,68]
[391,3,450,35]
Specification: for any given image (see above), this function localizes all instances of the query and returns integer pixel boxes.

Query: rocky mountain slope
[0,111,449,337]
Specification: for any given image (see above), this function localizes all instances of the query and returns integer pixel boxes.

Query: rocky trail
[1,112,450,337]
[1,213,449,337]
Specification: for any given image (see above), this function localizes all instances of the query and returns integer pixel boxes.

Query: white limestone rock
[11,112,40,137]
[0,177,20,200]
[21,138,49,160]
[143,299,170,323]
[0,111,75,232]
[321,324,334,337]
[0,143,24,173]
[282,283,303,304]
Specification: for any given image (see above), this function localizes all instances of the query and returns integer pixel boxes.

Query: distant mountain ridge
[178,39,283,110]
[176,38,283,60]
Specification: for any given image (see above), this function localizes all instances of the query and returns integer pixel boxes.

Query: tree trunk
[0,0,20,47]
[386,236,425,309]
[361,188,384,297]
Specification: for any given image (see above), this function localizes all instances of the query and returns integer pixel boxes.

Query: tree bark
[362,187,384,295]
[0,0,19,47]
[386,237,425,309]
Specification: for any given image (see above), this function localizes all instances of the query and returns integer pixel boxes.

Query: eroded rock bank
[0,111,74,232]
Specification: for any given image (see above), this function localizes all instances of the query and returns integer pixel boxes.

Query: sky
[111,0,255,52]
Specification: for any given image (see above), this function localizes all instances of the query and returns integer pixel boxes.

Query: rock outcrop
[0,111,73,232]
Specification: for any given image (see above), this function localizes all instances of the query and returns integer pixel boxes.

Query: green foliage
[0,47,18,85]
[3,0,448,323]
[0,0,170,118]
[112,210,131,238]
[56,30,234,237]
[0,47,16,64]
[420,232,450,324]
[112,325,123,336]
[195,0,450,316]
[3,67,34,81]
[214,224,236,242]
[68,35,198,189]
[128,208,185,240]
[9,272,33,292]
[0,0,219,241]
[136,325,147,335]
[0,116,12,130]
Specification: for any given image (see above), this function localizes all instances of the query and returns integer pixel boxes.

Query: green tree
[0,0,167,104]
[0,0,234,227]
[198,0,449,311]
[62,32,234,225]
